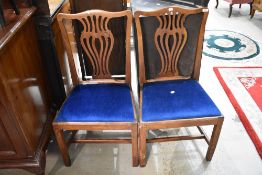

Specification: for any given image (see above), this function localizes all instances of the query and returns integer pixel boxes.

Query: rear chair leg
[206,117,224,161]
[229,4,233,17]
[53,127,71,166]
[139,125,147,167]
[215,0,219,8]
[131,124,139,167]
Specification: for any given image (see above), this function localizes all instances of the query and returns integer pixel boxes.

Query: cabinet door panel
[0,82,27,159]
[0,120,16,157]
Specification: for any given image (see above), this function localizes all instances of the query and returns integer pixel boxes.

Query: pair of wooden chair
[53,6,224,167]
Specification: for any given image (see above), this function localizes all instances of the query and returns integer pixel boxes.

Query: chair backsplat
[135,7,208,84]
[79,15,114,79]
[57,10,132,85]
[154,11,188,77]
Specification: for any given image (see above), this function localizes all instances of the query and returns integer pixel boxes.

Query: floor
[1,1,262,174]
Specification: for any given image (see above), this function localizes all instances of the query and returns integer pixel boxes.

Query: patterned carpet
[203,30,260,60]
[214,67,262,158]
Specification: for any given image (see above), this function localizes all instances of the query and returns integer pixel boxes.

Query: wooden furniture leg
[239,4,242,8]
[131,124,139,167]
[53,128,71,166]
[249,2,253,15]
[229,4,233,17]
[139,125,147,167]
[216,0,219,8]
[206,118,224,161]
[250,9,256,18]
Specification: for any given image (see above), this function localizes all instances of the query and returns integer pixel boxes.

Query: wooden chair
[215,0,253,17]
[134,6,224,166]
[52,10,139,167]
[251,0,262,18]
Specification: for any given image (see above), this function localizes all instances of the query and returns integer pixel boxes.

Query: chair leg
[249,2,253,15]
[215,0,219,8]
[131,124,139,167]
[139,125,147,167]
[239,4,241,8]
[53,127,71,166]
[229,4,233,17]
[250,9,256,19]
[206,117,224,161]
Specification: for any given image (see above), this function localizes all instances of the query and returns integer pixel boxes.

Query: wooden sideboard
[0,0,72,173]
[0,7,53,174]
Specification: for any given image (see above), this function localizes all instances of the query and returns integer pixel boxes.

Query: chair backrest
[69,0,128,79]
[57,10,132,86]
[134,6,208,86]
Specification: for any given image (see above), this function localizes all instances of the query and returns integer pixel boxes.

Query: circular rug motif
[203,30,260,60]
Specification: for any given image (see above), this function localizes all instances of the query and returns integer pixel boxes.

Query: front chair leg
[53,127,71,166]
[206,117,224,161]
[229,4,233,17]
[139,125,147,167]
[131,124,139,167]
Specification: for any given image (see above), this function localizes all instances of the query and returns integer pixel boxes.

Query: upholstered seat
[56,84,134,122]
[142,80,221,122]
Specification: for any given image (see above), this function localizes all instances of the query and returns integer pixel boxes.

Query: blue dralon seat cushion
[55,84,134,122]
[142,80,221,122]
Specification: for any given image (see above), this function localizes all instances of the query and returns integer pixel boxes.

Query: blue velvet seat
[55,84,134,122]
[142,80,221,122]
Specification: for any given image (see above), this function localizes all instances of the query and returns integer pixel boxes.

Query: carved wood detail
[135,7,207,84]
[57,10,132,85]
[79,15,114,79]
[154,10,188,77]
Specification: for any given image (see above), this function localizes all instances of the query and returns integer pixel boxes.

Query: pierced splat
[79,15,114,79]
[154,9,188,77]
[58,10,132,85]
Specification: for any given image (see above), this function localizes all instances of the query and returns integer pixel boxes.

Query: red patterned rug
[214,67,262,158]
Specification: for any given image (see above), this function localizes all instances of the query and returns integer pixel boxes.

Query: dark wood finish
[0,7,53,174]
[135,6,224,167]
[53,10,138,167]
[33,0,67,110]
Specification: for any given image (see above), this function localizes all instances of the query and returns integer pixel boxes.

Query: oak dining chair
[134,6,224,166]
[52,9,139,167]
